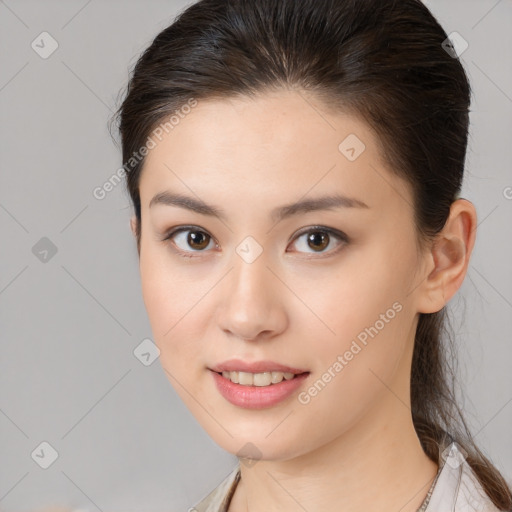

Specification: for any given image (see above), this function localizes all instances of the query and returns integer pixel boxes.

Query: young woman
[113,0,512,510]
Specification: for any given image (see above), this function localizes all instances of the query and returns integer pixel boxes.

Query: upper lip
[209,359,309,374]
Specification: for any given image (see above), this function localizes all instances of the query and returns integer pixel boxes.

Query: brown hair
[111,0,512,508]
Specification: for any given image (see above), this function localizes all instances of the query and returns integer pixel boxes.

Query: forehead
[139,89,413,218]
[145,90,376,157]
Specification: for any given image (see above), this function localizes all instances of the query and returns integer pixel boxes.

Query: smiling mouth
[213,370,310,387]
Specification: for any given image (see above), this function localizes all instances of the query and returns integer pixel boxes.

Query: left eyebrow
[272,194,370,222]
[149,191,370,222]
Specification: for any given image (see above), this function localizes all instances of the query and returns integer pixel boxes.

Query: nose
[216,248,287,342]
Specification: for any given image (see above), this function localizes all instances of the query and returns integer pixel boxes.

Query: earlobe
[416,199,477,314]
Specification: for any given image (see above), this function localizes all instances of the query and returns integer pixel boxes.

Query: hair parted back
[112,0,512,507]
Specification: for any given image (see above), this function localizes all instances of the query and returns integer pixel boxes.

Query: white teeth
[220,370,297,386]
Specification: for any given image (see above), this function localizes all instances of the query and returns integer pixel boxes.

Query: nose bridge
[230,239,272,309]
[217,237,283,339]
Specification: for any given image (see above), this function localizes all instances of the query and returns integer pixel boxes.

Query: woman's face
[134,89,431,461]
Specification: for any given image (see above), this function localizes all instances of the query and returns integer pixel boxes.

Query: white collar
[425,442,500,512]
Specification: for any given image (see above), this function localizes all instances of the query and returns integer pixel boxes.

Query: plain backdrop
[0,0,511,510]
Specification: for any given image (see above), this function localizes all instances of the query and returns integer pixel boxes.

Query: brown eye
[306,231,329,252]
[186,230,211,250]
[164,227,215,254]
[289,227,347,256]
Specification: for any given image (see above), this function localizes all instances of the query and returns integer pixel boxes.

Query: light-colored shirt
[190,442,503,512]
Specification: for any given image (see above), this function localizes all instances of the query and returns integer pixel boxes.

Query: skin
[130,89,477,512]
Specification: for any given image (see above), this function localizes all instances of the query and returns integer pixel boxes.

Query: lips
[209,358,309,375]
[211,368,311,409]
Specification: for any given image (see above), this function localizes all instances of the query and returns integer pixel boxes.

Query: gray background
[0,0,511,510]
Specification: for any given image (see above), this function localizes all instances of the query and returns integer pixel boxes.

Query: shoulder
[426,443,504,512]
[190,464,241,512]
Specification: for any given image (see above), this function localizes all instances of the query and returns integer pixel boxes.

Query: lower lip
[210,370,310,409]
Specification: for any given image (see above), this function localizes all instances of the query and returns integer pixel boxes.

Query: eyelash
[160,225,348,259]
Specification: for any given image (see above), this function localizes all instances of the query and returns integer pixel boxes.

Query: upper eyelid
[163,225,346,240]
[289,227,348,252]
[163,225,347,253]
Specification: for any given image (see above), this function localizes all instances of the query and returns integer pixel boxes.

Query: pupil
[189,231,209,249]
[308,232,328,251]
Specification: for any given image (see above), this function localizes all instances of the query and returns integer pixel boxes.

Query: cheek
[139,253,174,334]
[311,287,408,388]
[289,256,406,354]
[139,250,197,360]
[295,305,409,442]
[292,252,412,411]
[139,244,197,326]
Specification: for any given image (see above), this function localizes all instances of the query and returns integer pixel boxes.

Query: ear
[130,215,141,257]
[130,215,138,238]
[415,199,477,314]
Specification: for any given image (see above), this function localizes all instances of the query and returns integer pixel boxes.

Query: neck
[229,342,439,512]
[232,410,438,512]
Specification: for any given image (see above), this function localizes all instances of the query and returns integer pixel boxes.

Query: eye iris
[188,231,210,250]
[307,231,329,252]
